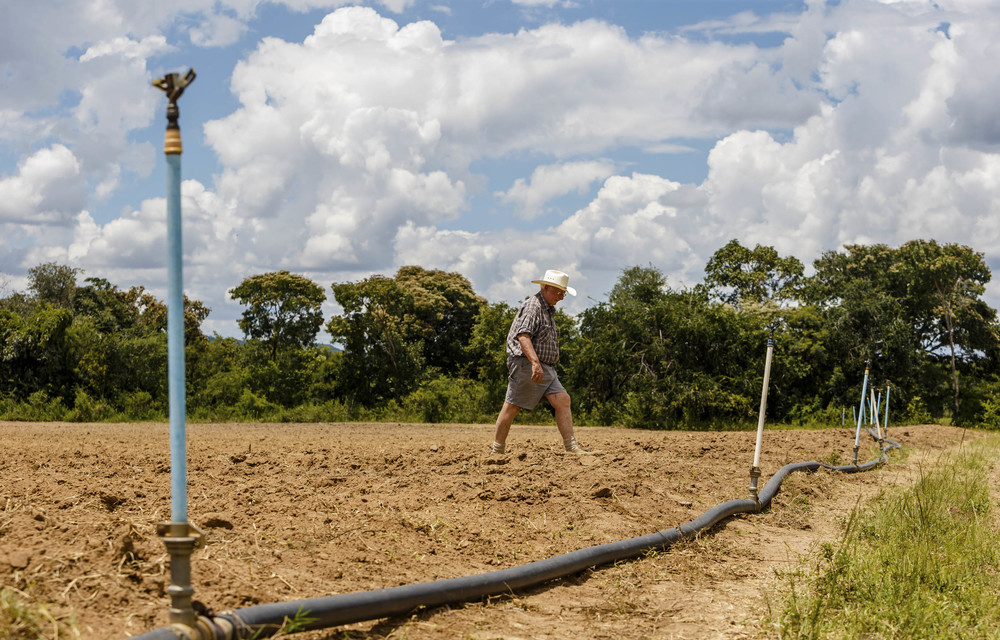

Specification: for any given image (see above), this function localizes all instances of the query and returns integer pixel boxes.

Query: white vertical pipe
[871,389,882,440]
[854,363,870,448]
[752,331,776,470]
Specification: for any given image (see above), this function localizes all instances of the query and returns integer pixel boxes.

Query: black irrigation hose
[130,431,900,640]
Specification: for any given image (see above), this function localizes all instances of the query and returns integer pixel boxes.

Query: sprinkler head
[152,69,197,107]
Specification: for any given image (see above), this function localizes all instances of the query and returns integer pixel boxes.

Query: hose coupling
[749,466,762,504]
[157,521,207,629]
[158,618,234,640]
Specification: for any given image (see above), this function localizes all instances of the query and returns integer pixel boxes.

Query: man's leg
[492,402,521,453]
[546,392,584,451]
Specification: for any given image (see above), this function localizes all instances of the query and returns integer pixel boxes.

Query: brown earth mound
[0,421,977,639]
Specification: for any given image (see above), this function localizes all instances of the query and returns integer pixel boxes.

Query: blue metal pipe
[166,152,188,524]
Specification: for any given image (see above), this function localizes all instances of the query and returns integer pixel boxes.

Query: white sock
[563,436,581,452]
[492,441,506,454]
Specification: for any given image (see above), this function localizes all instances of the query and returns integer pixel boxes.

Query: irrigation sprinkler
[749,321,779,503]
[853,360,870,466]
[151,69,206,633]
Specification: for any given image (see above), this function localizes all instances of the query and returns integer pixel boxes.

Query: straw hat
[531,269,577,296]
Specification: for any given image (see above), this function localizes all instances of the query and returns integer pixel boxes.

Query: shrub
[18,391,68,421]
[401,376,494,423]
[980,395,1000,431]
[274,400,356,423]
[233,389,280,421]
[67,388,117,422]
[119,390,163,421]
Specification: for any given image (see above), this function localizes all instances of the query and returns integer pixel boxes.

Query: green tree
[229,271,326,357]
[805,241,999,422]
[0,268,212,417]
[570,266,671,423]
[186,335,250,413]
[227,340,333,408]
[570,266,760,428]
[69,319,167,408]
[328,275,424,405]
[465,302,517,406]
[73,277,135,333]
[609,264,670,306]
[127,287,212,345]
[0,304,73,398]
[704,239,803,307]
[28,262,82,309]
[394,266,486,373]
[73,277,211,345]
[893,240,998,418]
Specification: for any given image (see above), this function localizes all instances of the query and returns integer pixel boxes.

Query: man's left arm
[517,333,544,383]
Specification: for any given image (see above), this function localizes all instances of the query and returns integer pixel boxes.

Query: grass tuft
[767,438,1000,640]
[0,587,78,639]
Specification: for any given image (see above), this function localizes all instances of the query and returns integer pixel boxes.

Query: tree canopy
[229,271,326,356]
[28,262,82,309]
[1,240,998,428]
[704,239,803,307]
[328,274,423,404]
[394,266,486,374]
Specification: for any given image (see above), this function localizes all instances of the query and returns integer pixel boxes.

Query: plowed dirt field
[0,421,980,639]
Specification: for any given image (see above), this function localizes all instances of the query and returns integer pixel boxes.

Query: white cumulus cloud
[496,160,616,219]
[0,145,86,225]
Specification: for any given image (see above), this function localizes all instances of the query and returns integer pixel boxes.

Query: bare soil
[0,421,981,639]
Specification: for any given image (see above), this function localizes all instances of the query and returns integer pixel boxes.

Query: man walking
[491,269,587,455]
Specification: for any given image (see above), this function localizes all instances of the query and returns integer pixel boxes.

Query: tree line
[1,238,998,429]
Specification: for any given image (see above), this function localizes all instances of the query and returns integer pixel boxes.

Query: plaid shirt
[506,292,560,364]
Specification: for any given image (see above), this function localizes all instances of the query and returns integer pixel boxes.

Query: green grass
[767,437,1000,639]
[0,587,77,639]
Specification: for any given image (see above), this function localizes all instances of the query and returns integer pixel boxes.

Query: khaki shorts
[504,356,567,410]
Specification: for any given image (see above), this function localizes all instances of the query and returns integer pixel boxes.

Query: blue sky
[4,0,1000,339]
